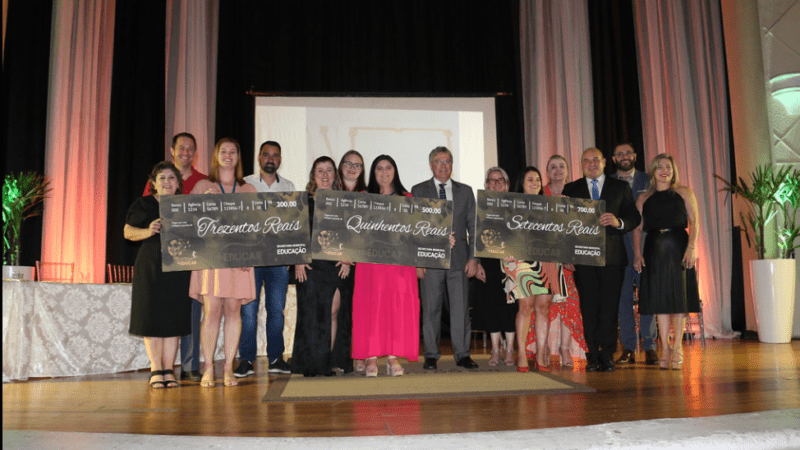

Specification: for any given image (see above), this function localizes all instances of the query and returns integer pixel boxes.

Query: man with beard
[143,132,206,382]
[610,142,658,366]
[234,141,296,377]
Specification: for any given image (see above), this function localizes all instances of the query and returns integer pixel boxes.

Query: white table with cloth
[2,280,297,382]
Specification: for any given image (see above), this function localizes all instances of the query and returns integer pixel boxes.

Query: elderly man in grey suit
[610,142,658,366]
[411,146,480,370]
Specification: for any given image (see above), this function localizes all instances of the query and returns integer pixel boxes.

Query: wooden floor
[3,339,798,437]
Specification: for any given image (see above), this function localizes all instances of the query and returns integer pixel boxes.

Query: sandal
[223,371,238,387]
[386,356,404,377]
[149,371,166,389]
[504,348,515,366]
[354,359,366,373]
[488,349,501,366]
[365,357,378,378]
[560,347,574,368]
[161,369,179,388]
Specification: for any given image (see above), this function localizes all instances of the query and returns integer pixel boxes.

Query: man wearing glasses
[610,143,658,366]
[234,141,296,377]
[411,146,480,370]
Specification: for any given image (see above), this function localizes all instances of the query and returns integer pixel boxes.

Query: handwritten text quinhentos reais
[196,216,301,237]
[346,215,448,236]
[506,215,600,236]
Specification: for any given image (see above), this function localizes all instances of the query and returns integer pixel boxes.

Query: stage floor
[3,339,798,437]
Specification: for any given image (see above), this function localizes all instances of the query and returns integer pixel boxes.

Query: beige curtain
[520,0,594,177]
[42,0,116,283]
[634,0,735,337]
[165,0,219,174]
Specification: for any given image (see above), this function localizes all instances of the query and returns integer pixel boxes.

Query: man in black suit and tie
[411,146,480,370]
[562,147,641,372]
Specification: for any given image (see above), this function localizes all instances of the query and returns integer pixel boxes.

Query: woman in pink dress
[352,155,419,377]
[188,138,257,387]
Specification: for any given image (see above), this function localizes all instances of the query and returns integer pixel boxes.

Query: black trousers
[573,264,626,363]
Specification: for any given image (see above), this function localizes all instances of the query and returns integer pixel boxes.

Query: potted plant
[2,172,52,280]
[716,164,799,343]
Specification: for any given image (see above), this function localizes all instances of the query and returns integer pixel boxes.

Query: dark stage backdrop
[2,0,54,266]
[214,0,526,178]
[588,0,646,173]
[105,0,168,270]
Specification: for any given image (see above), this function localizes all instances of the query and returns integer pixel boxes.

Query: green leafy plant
[774,168,800,259]
[2,172,52,266]
[715,164,798,259]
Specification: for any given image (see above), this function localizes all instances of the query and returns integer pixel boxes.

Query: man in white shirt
[562,147,641,372]
[234,141,296,377]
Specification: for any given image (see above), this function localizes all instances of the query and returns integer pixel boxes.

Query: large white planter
[750,259,796,343]
[2,265,35,281]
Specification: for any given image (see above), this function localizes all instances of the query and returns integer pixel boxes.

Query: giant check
[475,190,606,266]
[311,190,453,268]
[159,192,311,271]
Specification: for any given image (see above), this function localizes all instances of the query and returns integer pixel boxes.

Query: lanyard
[218,181,236,194]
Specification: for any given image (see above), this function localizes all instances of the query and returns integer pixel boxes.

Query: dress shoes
[600,360,615,372]
[615,348,635,365]
[456,356,479,369]
[180,370,202,382]
[423,358,438,370]
[585,360,601,372]
[644,350,659,365]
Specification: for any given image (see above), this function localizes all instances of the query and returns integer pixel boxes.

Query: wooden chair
[35,261,75,283]
[107,264,134,283]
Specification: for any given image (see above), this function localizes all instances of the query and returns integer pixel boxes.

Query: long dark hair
[338,150,367,192]
[515,166,543,194]
[367,154,408,195]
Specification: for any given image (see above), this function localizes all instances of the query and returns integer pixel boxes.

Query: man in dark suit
[610,142,658,366]
[563,147,641,372]
[411,146,480,370]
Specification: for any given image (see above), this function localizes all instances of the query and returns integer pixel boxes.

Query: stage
[3,339,799,448]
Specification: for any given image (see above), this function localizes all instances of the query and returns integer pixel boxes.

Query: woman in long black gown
[291,156,353,376]
[125,161,191,388]
[633,154,700,370]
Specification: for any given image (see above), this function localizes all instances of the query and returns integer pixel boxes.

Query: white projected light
[253,97,498,194]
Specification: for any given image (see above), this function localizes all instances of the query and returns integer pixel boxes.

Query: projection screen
[254,96,497,195]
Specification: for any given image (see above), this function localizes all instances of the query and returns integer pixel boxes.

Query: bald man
[562,148,641,372]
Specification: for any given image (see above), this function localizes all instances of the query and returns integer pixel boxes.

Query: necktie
[439,183,447,200]
[591,179,600,200]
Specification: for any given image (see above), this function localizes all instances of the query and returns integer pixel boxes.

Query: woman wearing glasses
[473,167,519,366]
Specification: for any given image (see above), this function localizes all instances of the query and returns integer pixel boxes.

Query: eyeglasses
[433,159,452,166]
[486,178,506,185]
[342,161,363,169]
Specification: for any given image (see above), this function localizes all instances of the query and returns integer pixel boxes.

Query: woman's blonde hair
[647,153,679,192]
[545,154,570,183]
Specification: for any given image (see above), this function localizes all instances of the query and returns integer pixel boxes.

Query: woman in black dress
[473,167,518,366]
[633,154,700,370]
[292,156,353,376]
[125,161,192,388]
